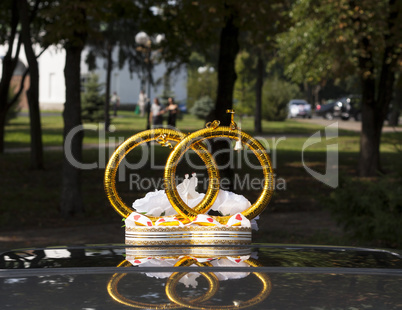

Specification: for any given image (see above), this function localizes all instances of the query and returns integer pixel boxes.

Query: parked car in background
[339,95,362,121]
[316,95,362,121]
[345,95,362,121]
[287,99,312,118]
[315,99,337,120]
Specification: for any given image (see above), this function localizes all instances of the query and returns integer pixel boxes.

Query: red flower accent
[147,221,152,226]
[134,215,141,221]
[134,260,141,264]
[207,217,213,223]
[235,214,243,221]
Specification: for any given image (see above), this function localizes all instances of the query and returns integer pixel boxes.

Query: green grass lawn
[5,111,340,148]
[2,111,401,248]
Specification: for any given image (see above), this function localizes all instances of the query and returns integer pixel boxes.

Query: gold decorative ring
[165,258,272,309]
[104,128,220,220]
[164,127,274,224]
[107,258,219,309]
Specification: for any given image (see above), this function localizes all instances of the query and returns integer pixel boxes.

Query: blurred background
[0,0,401,251]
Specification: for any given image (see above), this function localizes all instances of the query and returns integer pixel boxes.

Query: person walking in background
[138,89,148,117]
[111,91,120,116]
[149,97,164,127]
[166,97,179,127]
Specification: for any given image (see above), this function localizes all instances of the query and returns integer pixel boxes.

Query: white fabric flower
[132,189,174,217]
[210,258,250,280]
[210,190,251,216]
[133,258,249,283]
[142,259,177,279]
[178,272,201,288]
[132,173,252,219]
[140,259,201,287]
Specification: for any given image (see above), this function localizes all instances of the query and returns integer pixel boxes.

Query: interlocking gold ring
[165,258,272,309]
[107,259,219,309]
[104,128,220,220]
[164,127,274,224]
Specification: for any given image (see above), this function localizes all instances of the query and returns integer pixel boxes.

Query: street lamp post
[135,32,152,130]
[135,32,165,130]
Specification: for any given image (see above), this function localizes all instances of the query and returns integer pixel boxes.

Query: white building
[1,45,187,110]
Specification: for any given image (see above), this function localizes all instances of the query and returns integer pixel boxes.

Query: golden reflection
[107,249,272,309]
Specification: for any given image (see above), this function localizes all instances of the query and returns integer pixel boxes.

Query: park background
[0,0,401,252]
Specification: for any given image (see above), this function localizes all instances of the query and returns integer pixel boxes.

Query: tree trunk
[389,74,401,127]
[18,0,44,169]
[254,52,263,134]
[0,111,7,153]
[104,44,113,131]
[0,1,20,154]
[208,5,239,190]
[358,91,383,177]
[358,55,395,176]
[213,10,239,125]
[0,80,12,154]
[357,41,383,177]
[358,0,398,177]
[60,44,85,217]
[26,64,44,169]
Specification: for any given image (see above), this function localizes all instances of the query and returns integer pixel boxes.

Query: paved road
[293,117,402,133]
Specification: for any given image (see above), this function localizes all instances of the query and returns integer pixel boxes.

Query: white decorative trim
[125,226,252,245]
[125,246,252,258]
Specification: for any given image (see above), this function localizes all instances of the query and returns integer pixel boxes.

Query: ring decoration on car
[104,128,220,220]
[107,255,272,309]
[104,110,274,245]
[164,114,274,224]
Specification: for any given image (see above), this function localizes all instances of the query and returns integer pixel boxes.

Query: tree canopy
[278,0,402,176]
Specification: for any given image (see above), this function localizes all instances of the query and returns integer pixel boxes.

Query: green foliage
[233,51,256,116]
[186,53,217,109]
[262,77,302,121]
[278,0,402,176]
[81,74,104,122]
[328,176,402,248]
[190,96,214,120]
[42,0,117,48]
[277,0,353,84]
[277,0,402,84]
